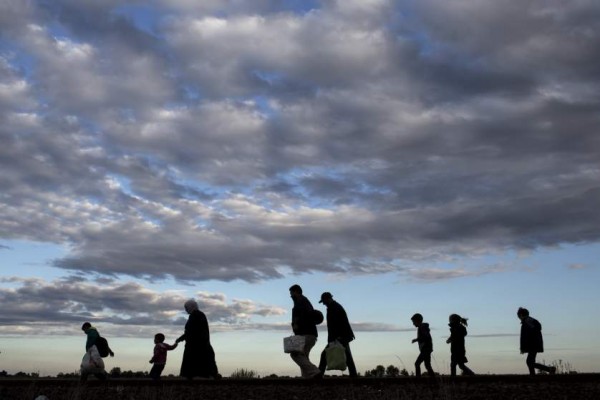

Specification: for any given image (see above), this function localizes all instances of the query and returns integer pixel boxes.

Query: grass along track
[1,374,599,400]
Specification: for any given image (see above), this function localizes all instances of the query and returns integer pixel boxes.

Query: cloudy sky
[1,0,599,376]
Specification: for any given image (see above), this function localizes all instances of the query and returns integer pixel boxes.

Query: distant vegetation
[229,368,259,379]
[549,359,577,375]
[364,365,410,377]
[0,359,578,379]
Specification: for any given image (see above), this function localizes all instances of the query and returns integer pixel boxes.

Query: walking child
[411,313,435,377]
[446,314,475,377]
[149,333,178,381]
[517,307,556,375]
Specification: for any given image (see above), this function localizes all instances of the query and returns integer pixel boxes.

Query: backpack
[96,336,110,358]
[312,309,324,325]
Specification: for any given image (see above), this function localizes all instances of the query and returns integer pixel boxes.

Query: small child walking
[411,313,435,378]
[517,307,556,375]
[446,314,475,377]
[149,333,178,381]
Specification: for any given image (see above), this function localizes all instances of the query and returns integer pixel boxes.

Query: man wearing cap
[318,292,357,377]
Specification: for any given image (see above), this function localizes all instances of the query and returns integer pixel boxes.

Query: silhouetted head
[81,322,92,332]
[517,307,529,320]
[184,299,199,314]
[411,313,423,327]
[319,292,333,306]
[154,333,165,344]
[449,313,468,326]
[289,284,302,299]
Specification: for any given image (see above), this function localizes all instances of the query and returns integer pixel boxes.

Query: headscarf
[184,299,199,313]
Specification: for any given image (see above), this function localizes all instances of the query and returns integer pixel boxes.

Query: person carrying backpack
[288,284,322,379]
[80,322,113,381]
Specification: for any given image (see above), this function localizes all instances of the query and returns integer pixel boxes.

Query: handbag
[325,340,347,371]
[283,335,306,353]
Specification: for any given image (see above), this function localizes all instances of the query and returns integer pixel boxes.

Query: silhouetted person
[175,299,221,379]
[289,284,321,378]
[317,292,358,377]
[80,322,110,381]
[411,313,435,378]
[517,307,556,375]
[149,333,178,381]
[82,322,114,356]
[446,314,475,377]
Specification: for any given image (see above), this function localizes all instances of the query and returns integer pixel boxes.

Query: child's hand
[446,338,451,344]
[411,339,417,343]
[149,359,153,364]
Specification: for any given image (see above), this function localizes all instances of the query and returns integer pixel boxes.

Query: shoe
[549,367,557,375]
[312,371,324,379]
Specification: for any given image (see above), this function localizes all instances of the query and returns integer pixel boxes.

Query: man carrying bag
[288,284,322,378]
[318,292,358,377]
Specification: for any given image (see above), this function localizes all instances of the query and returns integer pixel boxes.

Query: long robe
[177,309,219,378]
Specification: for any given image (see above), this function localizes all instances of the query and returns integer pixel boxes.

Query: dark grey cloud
[0,0,599,283]
[0,276,403,336]
[0,276,285,335]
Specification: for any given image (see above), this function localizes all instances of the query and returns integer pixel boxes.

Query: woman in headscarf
[175,299,220,379]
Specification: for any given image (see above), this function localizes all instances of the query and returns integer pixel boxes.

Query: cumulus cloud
[0,0,599,286]
[403,264,510,282]
[0,276,404,336]
[0,276,286,336]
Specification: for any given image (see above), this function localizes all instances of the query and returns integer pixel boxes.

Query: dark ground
[1,374,600,400]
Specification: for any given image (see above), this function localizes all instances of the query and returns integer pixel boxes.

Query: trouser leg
[290,335,320,378]
[343,342,358,377]
[414,353,423,377]
[450,361,457,377]
[150,364,165,380]
[422,352,434,376]
[526,352,537,375]
[458,362,474,375]
[318,348,327,373]
[534,363,553,373]
[527,352,553,374]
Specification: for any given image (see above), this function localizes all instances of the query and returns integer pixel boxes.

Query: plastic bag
[283,335,306,353]
[325,341,347,371]
[80,345,105,374]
